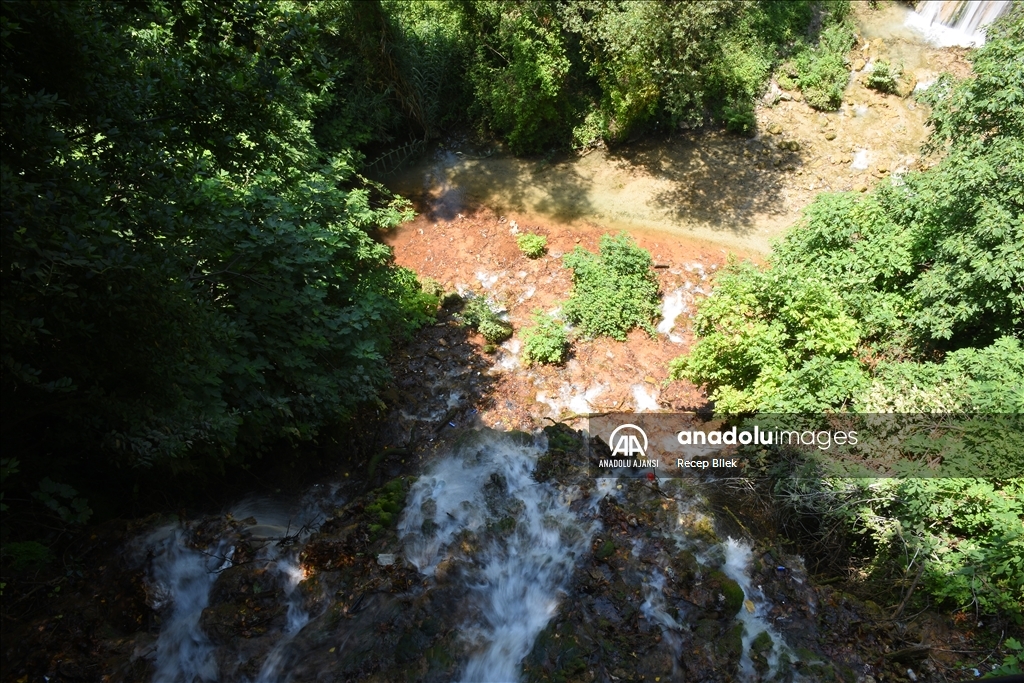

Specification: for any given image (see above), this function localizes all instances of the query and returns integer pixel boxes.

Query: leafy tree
[463,1,578,154]
[1,0,430,479]
[670,5,1024,616]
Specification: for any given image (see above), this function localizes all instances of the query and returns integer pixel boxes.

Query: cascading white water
[906,0,1010,46]
[148,529,234,683]
[144,491,333,683]
[252,552,312,683]
[720,538,790,681]
[398,431,605,683]
[640,569,685,678]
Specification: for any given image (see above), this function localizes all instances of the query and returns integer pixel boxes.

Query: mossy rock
[543,423,580,454]
[596,540,616,560]
[716,621,744,664]
[750,630,774,676]
[364,477,412,538]
[534,424,584,482]
[671,550,699,583]
[524,621,586,683]
[709,570,745,616]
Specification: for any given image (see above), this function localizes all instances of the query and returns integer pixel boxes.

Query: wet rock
[750,629,774,677]
[201,565,287,643]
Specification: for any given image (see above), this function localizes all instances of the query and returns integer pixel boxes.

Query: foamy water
[149,531,234,683]
[398,431,606,682]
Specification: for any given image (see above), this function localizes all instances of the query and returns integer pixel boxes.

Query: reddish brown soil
[382,205,742,433]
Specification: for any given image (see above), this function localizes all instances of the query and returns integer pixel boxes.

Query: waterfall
[906,0,1010,46]
[148,530,234,683]
[251,551,312,683]
[398,430,605,683]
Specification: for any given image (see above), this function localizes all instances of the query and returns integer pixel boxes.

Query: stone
[852,58,866,72]
[824,131,837,141]
[767,122,783,135]
[762,82,782,106]
[377,552,396,566]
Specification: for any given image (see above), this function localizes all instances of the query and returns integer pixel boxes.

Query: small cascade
[906,0,1010,46]
[148,530,234,683]
[142,489,335,683]
[640,570,685,679]
[720,538,790,681]
[398,430,607,683]
[251,551,312,683]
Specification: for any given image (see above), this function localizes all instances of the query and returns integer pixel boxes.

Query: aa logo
[609,424,648,458]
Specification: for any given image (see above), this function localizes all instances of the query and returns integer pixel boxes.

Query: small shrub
[865,60,902,94]
[723,98,757,136]
[459,295,513,343]
[795,22,855,111]
[521,311,568,365]
[517,233,548,259]
[562,232,660,340]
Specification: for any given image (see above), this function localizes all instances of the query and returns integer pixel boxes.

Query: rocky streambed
[3,420,961,683]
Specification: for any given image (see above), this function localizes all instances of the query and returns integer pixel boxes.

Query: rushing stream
[135,427,828,682]
[398,431,600,682]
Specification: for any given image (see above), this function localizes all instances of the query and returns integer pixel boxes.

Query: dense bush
[517,233,548,258]
[795,22,855,110]
[671,6,1024,616]
[448,1,841,151]
[0,1,433,482]
[563,233,660,341]
[521,312,569,365]
[865,60,902,94]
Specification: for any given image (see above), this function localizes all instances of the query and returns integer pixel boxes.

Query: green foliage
[32,478,92,526]
[987,637,1023,677]
[723,98,758,136]
[672,8,1024,617]
[458,296,513,343]
[465,2,576,153]
[562,233,659,341]
[0,459,17,513]
[889,478,1023,614]
[564,0,820,141]
[669,258,866,413]
[1,541,53,572]
[865,60,902,94]
[795,22,855,110]
[0,0,431,482]
[517,233,548,259]
[365,477,410,536]
[444,0,834,149]
[521,312,568,366]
